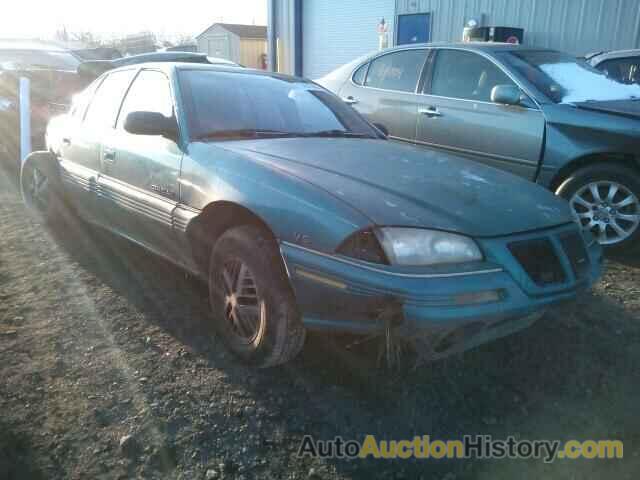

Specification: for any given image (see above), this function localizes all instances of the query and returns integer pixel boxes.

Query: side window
[70,80,100,119]
[364,49,427,92]
[430,50,515,102]
[117,70,174,129]
[352,63,368,85]
[599,58,640,85]
[83,70,136,129]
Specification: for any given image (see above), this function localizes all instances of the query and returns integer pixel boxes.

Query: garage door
[302,0,395,79]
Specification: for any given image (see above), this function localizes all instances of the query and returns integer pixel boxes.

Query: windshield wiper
[302,129,372,138]
[195,129,300,141]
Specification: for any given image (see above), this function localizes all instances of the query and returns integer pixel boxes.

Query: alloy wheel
[219,258,265,344]
[570,180,640,245]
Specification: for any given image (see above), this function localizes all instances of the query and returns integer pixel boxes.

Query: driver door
[99,69,183,258]
[416,49,545,180]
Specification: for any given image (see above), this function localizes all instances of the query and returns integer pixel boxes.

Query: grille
[508,239,566,286]
[559,232,590,280]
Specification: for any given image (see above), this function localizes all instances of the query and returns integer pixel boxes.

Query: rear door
[416,48,545,179]
[58,70,135,221]
[339,48,428,142]
[99,69,183,258]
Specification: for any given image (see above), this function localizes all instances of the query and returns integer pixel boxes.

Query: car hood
[218,138,572,237]
[572,99,640,120]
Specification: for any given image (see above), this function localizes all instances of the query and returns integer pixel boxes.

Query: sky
[2,0,267,41]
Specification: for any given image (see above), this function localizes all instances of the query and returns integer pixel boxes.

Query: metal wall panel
[302,0,396,79]
[270,0,298,73]
[395,0,640,55]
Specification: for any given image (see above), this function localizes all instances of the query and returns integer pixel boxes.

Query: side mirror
[372,122,389,138]
[491,85,522,106]
[124,111,179,142]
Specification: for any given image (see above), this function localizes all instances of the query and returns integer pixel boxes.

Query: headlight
[376,227,482,266]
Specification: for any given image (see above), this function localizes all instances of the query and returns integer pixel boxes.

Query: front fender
[538,104,640,187]
[179,142,372,252]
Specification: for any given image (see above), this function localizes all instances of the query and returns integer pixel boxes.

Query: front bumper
[281,223,602,352]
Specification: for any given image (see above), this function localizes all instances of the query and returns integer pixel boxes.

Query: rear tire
[20,152,63,224]
[208,225,306,367]
[556,163,640,253]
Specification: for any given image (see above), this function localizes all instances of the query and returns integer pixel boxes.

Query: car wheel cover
[218,257,265,344]
[570,180,640,245]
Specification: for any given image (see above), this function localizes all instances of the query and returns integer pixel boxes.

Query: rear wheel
[208,225,306,367]
[20,153,62,223]
[556,164,640,252]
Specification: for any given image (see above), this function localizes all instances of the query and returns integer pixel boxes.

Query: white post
[19,76,31,165]
[378,18,389,51]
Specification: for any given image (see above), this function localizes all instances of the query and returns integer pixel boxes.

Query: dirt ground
[1,166,639,480]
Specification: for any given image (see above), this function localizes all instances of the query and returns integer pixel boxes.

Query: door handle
[342,96,358,105]
[103,148,116,164]
[418,107,443,117]
[62,137,71,145]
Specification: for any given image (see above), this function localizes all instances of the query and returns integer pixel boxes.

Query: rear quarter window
[352,63,368,85]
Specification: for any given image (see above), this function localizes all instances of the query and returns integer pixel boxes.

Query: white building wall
[302,0,395,79]
[197,25,241,63]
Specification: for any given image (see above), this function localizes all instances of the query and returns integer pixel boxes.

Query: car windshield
[178,70,379,140]
[498,50,640,103]
[0,49,80,71]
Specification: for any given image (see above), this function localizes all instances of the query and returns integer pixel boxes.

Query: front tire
[556,163,640,252]
[208,225,306,367]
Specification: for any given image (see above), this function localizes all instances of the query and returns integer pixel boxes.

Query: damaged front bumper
[280,223,603,357]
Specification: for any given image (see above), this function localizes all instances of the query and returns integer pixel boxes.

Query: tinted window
[364,50,426,92]
[179,70,378,140]
[598,57,640,85]
[117,70,173,129]
[352,63,368,85]
[430,50,514,102]
[84,70,136,129]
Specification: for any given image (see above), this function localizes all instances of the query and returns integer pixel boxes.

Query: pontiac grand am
[21,63,602,366]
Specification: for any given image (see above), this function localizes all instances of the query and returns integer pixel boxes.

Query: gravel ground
[1,167,639,479]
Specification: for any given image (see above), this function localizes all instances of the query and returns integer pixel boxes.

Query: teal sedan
[22,63,602,367]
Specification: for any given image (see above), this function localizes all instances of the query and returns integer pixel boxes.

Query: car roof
[107,61,307,83]
[379,41,544,54]
[0,39,69,52]
[589,49,640,64]
[111,51,233,67]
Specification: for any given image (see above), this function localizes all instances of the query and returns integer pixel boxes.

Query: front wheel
[208,225,306,367]
[556,164,640,252]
